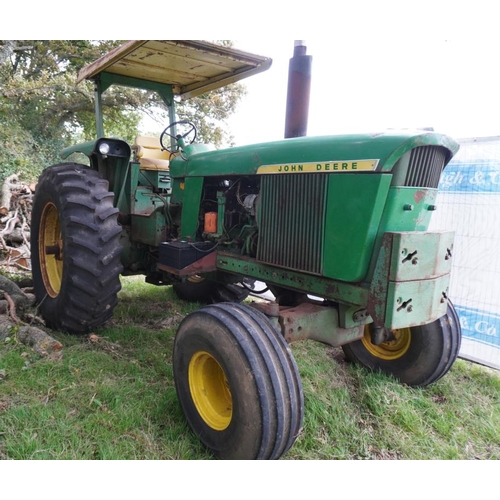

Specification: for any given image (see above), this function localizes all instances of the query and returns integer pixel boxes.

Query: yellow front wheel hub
[362,325,412,360]
[187,275,205,284]
[188,351,232,431]
[39,202,63,298]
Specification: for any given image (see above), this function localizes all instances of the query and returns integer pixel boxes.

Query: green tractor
[31,40,461,460]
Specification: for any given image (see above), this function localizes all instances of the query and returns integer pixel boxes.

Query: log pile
[0,173,34,274]
[0,175,63,358]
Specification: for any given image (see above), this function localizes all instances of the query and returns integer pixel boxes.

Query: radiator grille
[257,174,327,275]
[405,146,447,188]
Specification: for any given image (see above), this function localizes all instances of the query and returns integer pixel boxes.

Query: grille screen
[405,146,447,188]
[257,174,327,275]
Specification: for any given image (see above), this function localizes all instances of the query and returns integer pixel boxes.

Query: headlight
[98,142,110,155]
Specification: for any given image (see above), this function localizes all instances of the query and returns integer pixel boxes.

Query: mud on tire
[31,163,123,334]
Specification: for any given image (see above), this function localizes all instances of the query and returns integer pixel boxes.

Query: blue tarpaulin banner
[440,162,500,193]
[455,305,500,348]
[431,136,500,370]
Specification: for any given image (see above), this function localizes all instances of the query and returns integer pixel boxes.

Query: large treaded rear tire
[173,302,303,459]
[342,301,461,387]
[31,163,122,334]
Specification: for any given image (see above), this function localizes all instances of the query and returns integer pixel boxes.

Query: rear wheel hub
[39,202,63,298]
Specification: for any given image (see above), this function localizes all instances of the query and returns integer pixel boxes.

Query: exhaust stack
[284,40,312,138]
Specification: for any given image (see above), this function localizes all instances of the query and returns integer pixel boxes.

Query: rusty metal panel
[385,274,450,329]
[277,302,364,347]
[217,252,370,306]
[157,251,217,277]
[389,231,455,282]
[368,231,454,328]
[257,173,327,275]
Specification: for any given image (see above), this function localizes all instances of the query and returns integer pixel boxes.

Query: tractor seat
[132,136,171,171]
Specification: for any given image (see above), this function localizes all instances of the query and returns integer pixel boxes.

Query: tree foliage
[0,40,246,183]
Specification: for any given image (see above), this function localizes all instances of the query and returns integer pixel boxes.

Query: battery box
[159,240,216,270]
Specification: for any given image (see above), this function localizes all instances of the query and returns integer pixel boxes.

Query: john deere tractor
[31,40,461,460]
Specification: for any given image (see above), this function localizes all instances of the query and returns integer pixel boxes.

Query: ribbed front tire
[342,302,462,387]
[173,302,303,459]
[31,163,122,334]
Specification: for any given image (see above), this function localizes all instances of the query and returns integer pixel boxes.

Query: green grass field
[1,276,499,460]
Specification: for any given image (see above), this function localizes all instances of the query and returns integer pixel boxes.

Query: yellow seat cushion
[133,136,171,171]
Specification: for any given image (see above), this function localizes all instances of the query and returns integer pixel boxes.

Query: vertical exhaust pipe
[284,40,312,138]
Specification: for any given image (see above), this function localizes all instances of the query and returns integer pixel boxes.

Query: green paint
[385,275,450,329]
[170,131,458,179]
[180,177,204,239]
[367,231,453,328]
[365,187,439,282]
[279,305,364,347]
[131,210,166,247]
[389,231,454,282]
[61,140,97,159]
[216,253,370,306]
[139,169,172,191]
[323,173,392,282]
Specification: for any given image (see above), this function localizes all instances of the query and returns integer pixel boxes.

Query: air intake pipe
[284,40,312,138]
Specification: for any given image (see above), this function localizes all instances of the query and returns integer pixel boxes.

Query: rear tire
[172,276,215,302]
[31,163,122,334]
[173,302,303,459]
[342,302,461,387]
[173,277,249,304]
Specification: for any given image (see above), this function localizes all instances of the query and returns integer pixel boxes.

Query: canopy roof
[77,40,272,99]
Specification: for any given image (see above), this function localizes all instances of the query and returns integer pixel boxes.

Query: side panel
[180,177,204,239]
[365,187,439,281]
[323,173,392,282]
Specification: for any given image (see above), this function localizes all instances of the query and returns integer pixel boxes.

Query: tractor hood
[170,130,460,178]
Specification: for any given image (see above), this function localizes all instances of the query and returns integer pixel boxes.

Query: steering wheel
[160,120,197,154]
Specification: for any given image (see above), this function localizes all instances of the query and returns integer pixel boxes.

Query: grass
[1,276,500,460]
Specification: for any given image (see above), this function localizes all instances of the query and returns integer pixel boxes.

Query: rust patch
[325,283,340,295]
[157,251,217,276]
[413,190,425,204]
[250,301,280,317]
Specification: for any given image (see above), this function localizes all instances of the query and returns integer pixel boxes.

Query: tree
[0,40,246,183]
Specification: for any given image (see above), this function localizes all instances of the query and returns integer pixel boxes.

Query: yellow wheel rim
[188,351,232,431]
[362,325,411,360]
[39,202,63,298]
[187,275,205,284]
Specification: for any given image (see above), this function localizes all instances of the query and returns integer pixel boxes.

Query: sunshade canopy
[77,40,272,100]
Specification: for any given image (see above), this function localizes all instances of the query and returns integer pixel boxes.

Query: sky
[6,1,499,148]
[226,36,500,146]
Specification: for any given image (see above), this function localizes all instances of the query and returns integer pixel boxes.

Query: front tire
[31,163,123,334]
[342,302,461,387]
[173,302,303,459]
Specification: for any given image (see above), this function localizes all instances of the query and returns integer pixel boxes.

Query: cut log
[0,317,63,357]
[0,173,19,213]
[0,274,32,309]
